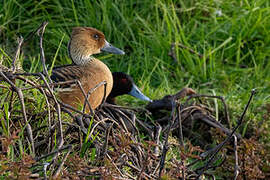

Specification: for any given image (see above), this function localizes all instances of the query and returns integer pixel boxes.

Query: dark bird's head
[107,72,152,104]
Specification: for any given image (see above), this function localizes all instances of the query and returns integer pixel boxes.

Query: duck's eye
[93,34,99,40]
[121,78,128,84]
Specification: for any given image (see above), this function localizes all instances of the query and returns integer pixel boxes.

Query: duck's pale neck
[71,53,95,65]
[68,41,97,65]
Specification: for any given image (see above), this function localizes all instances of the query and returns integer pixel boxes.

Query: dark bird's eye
[93,34,99,40]
[121,78,128,84]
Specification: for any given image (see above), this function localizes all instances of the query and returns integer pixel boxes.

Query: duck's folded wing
[51,64,83,91]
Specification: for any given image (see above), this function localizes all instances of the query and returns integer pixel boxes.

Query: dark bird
[107,72,152,104]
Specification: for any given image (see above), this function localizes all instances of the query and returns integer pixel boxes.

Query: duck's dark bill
[128,84,152,102]
[101,40,125,55]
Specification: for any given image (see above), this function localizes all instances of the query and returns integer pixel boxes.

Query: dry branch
[36,21,51,83]
[168,42,204,64]
[196,89,255,178]
[12,37,24,73]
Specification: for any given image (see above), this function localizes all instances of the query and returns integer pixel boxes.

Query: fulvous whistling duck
[51,27,124,111]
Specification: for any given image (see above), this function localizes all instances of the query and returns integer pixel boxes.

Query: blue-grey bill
[101,40,125,55]
[128,84,152,102]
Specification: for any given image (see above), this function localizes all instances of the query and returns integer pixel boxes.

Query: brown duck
[51,27,124,111]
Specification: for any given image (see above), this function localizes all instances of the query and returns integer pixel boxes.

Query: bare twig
[34,145,72,162]
[37,21,52,83]
[125,162,154,179]
[100,81,107,108]
[159,98,176,177]
[21,79,77,91]
[190,112,241,139]
[233,135,239,180]
[110,107,138,134]
[43,163,50,180]
[42,87,52,152]
[24,21,49,42]
[74,115,88,135]
[100,123,113,159]
[146,87,196,111]
[12,37,24,73]
[136,118,154,137]
[196,89,256,178]
[169,42,204,64]
[74,80,94,115]
[195,154,226,172]
[52,145,72,178]
[185,94,231,129]
[153,124,162,156]
[175,42,204,59]
[106,154,129,179]
[37,73,64,169]
[176,104,184,147]
[59,101,92,118]
[84,80,107,114]
[0,71,35,155]
[168,43,178,63]
[0,84,9,89]
[39,73,63,148]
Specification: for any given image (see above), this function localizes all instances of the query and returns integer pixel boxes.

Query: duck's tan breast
[59,59,113,111]
[81,59,113,109]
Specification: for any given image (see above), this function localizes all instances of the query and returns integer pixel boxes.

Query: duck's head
[68,27,125,65]
[107,72,152,104]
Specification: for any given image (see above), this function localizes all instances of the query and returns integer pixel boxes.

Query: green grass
[0,0,270,178]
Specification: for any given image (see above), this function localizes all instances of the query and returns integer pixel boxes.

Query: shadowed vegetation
[0,0,270,179]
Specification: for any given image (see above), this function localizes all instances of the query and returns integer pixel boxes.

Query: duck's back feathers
[51,64,82,89]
